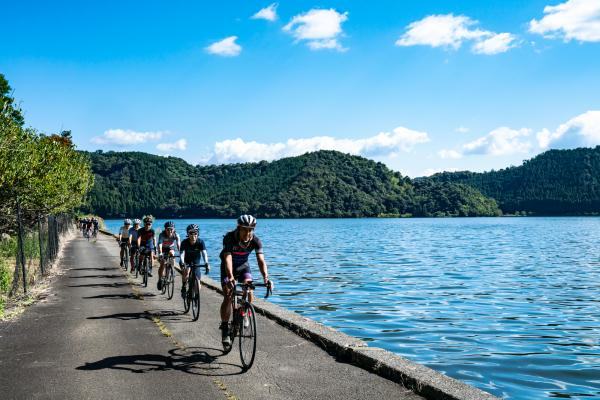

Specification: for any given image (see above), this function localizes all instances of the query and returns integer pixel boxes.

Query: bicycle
[138,248,153,287]
[182,263,208,321]
[160,254,176,300]
[222,281,272,370]
[119,241,130,270]
[130,247,140,277]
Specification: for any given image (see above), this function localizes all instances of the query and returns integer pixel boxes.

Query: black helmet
[164,221,175,229]
[237,214,257,228]
[186,224,199,235]
[143,215,153,223]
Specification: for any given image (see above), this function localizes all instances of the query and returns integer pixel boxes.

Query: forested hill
[427,146,600,215]
[82,150,500,218]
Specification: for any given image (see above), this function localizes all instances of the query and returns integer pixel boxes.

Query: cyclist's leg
[181,264,189,297]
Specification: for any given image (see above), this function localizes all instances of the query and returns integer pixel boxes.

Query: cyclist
[157,221,181,291]
[85,218,93,238]
[179,224,210,298]
[117,219,131,267]
[137,215,157,277]
[92,218,99,237]
[128,219,141,272]
[219,214,273,347]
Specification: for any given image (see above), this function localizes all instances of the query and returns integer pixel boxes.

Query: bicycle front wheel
[143,258,148,287]
[166,266,174,300]
[239,302,257,370]
[191,277,200,321]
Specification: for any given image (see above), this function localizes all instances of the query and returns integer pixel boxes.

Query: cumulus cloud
[207,127,430,164]
[91,129,164,145]
[156,139,187,152]
[438,149,463,159]
[462,127,532,156]
[472,32,517,55]
[283,8,348,51]
[537,111,600,149]
[206,36,242,57]
[252,3,278,21]
[529,0,600,42]
[396,14,517,55]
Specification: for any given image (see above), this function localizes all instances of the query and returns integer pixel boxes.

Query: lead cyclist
[219,214,274,347]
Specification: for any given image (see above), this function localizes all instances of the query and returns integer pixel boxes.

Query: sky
[1,0,599,177]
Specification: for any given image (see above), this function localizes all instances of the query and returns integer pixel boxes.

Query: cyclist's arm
[223,253,234,281]
[256,253,268,283]
[157,234,164,254]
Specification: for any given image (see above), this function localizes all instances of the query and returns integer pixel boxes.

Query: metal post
[38,216,45,275]
[16,197,27,294]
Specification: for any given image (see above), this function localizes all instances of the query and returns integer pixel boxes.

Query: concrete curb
[99,229,499,400]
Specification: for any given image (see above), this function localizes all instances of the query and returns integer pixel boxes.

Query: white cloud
[396,14,517,55]
[283,9,348,51]
[462,127,532,156]
[208,127,430,164]
[156,139,187,152]
[422,167,460,177]
[529,0,600,42]
[206,36,242,57]
[455,126,470,133]
[91,129,164,145]
[252,3,278,21]
[472,32,517,54]
[438,149,463,159]
[537,111,600,149]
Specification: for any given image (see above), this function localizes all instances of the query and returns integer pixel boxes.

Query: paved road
[0,234,423,400]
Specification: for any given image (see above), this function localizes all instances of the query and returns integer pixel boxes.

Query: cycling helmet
[124,218,131,225]
[133,218,141,225]
[237,214,257,228]
[143,215,153,223]
[186,224,199,235]
[164,221,175,229]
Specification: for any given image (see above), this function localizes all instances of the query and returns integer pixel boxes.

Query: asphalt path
[0,234,423,400]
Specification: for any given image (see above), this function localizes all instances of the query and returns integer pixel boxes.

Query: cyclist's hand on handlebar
[265,277,274,291]
[205,263,210,273]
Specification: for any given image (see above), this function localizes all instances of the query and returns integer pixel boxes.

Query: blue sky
[1,0,599,176]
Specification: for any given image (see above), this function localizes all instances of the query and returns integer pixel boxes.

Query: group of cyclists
[114,214,273,347]
[79,217,99,239]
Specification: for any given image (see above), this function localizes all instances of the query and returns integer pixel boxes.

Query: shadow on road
[76,347,245,377]
[68,283,131,288]
[74,267,116,272]
[87,310,182,321]
[83,293,151,300]
[69,274,123,279]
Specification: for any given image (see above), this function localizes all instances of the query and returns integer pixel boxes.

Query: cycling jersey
[220,230,263,270]
[118,226,130,240]
[128,227,139,247]
[137,227,155,249]
[158,231,180,253]
[180,238,207,265]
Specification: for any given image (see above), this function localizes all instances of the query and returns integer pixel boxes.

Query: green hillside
[427,146,600,215]
[82,150,500,218]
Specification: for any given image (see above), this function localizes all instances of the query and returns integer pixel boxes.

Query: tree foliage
[82,150,500,218]
[427,146,600,215]
[0,79,94,232]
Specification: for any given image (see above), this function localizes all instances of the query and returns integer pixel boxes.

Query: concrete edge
[99,229,499,400]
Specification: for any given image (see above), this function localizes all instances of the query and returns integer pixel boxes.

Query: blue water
[105,217,600,399]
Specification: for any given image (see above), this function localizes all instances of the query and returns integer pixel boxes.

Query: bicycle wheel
[143,258,148,287]
[135,254,139,278]
[166,266,174,300]
[183,275,191,314]
[124,246,129,270]
[191,277,200,321]
[239,302,257,370]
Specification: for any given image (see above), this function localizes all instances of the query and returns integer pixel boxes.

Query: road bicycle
[160,254,176,300]
[130,247,140,277]
[138,248,153,287]
[119,241,130,270]
[222,281,272,370]
[182,263,208,321]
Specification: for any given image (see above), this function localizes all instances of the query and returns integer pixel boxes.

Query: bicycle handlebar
[237,281,273,299]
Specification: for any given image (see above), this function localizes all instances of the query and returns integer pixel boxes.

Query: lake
[105,217,600,399]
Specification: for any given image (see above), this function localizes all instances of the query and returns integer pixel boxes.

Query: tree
[0,74,24,126]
